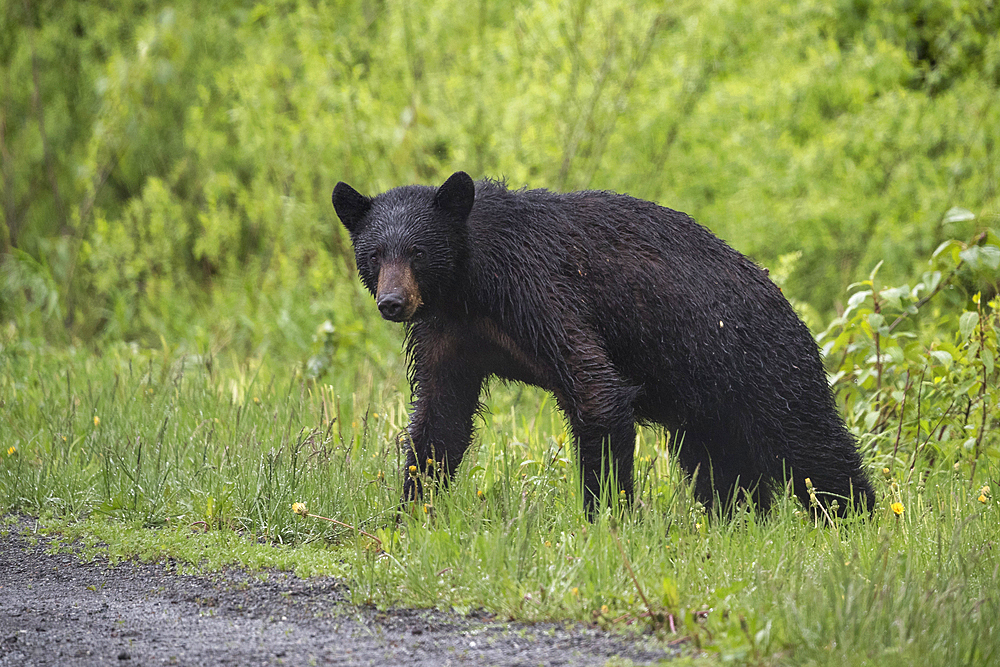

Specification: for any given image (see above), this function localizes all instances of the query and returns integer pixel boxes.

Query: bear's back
[461,180,822,407]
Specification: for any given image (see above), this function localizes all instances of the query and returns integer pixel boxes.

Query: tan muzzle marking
[376,261,423,321]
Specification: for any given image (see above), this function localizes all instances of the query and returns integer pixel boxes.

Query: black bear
[332,172,875,515]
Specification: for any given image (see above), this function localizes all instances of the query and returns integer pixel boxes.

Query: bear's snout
[376,261,423,322]
[377,292,406,321]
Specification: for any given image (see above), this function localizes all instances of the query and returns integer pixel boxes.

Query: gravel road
[0,521,677,666]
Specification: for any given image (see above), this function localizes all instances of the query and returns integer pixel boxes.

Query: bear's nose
[377,293,406,321]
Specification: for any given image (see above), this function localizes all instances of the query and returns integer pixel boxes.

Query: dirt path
[0,523,677,666]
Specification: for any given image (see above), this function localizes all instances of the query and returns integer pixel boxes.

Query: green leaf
[930,350,953,368]
[867,313,885,331]
[959,311,979,340]
[848,290,872,309]
[868,260,884,283]
[887,346,904,364]
[880,286,909,311]
[920,271,942,294]
[942,207,975,224]
[932,240,958,260]
[959,245,1000,270]
[954,377,978,396]
[981,246,1000,270]
[982,348,994,376]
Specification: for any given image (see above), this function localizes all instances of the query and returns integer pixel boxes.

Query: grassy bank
[2,340,997,665]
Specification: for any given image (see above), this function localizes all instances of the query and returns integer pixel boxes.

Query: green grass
[1,343,997,665]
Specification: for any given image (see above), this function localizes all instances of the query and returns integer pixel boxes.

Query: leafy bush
[820,226,1000,480]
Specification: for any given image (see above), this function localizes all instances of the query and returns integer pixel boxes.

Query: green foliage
[820,229,1000,476]
[2,0,999,357]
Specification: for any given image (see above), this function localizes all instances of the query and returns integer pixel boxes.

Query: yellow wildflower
[891,502,904,516]
[408,465,418,475]
[6,446,15,456]
[804,477,819,508]
[291,502,308,516]
[93,415,100,427]
[979,494,988,504]
[571,587,579,596]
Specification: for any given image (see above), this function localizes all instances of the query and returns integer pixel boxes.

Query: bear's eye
[412,247,425,260]
[368,250,379,266]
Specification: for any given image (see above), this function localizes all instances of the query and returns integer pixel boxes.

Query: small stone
[118,651,131,660]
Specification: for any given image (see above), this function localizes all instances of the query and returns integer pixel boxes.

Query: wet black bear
[332,171,874,515]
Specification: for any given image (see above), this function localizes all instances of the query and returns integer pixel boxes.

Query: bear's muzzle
[376,261,423,322]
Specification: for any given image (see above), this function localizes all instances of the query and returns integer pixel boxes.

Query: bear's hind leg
[767,429,875,515]
[674,426,769,514]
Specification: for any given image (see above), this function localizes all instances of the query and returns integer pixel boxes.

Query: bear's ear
[332,182,371,234]
[434,171,475,221]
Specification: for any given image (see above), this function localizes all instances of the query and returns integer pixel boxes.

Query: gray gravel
[0,521,678,666]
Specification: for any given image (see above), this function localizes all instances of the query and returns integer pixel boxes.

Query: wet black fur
[333,172,875,515]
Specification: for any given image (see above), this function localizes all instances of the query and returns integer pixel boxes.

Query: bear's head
[332,171,475,322]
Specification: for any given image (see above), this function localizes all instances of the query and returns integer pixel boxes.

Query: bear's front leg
[402,348,485,504]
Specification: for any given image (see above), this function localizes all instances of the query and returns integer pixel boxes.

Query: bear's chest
[468,318,556,390]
